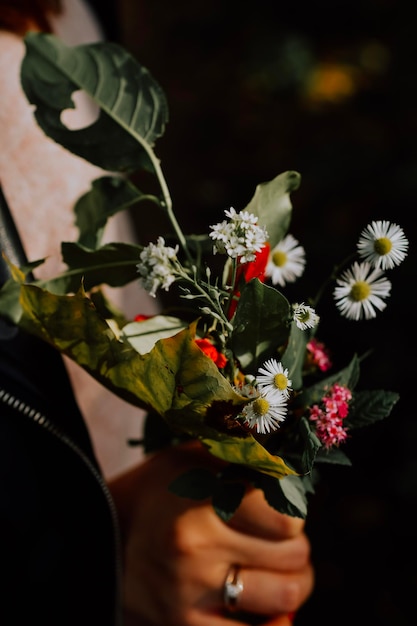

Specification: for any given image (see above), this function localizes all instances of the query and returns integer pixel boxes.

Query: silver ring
[223,564,244,612]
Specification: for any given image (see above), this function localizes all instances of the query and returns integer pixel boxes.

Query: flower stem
[311,252,357,307]
[144,145,194,266]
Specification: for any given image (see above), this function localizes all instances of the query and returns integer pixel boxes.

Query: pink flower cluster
[308,383,352,449]
[306,338,332,372]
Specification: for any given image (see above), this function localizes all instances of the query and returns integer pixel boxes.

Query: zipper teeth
[0,388,46,422]
[0,386,123,626]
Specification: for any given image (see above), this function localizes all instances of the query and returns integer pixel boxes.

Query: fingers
[226,614,295,626]
[261,616,295,626]
[229,485,306,541]
[220,522,312,573]
[190,612,296,626]
[228,563,315,617]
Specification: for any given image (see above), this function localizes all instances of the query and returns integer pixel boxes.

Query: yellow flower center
[272,250,287,267]
[350,281,371,302]
[297,309,310,323]
[253,397,270,416]
[374,237,392,255]
[274,372,288,391]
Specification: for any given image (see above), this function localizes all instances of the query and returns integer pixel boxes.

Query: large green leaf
[231,278,291,373]
[58,241,142,292]
[21,32,168,173]
[18,284,244,427]
[244,170,301,248]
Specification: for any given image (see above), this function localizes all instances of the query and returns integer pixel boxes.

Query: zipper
[0,386,124,626]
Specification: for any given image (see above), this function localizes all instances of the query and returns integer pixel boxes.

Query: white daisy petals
[357,220,409,270]
[256,358,292,399]
[242,388,288,434]
[265,234,306,287]
[333,261,392,320]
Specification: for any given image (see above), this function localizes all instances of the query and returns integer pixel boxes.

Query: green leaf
[279,475,308,517]
[169,461,307,520]
[169,468,218,500]
[299,416,322,473]
[212,480,246,521]
[315,447,352,466]
[232,279,291,373]
[58,241,142,292]
[0,257,44,324]
[201,435,298,480]
[282,321,310,391]
[74,176,152,249]
[0,278,24,324]
[21,32,168,173]
[18,284,246,429]
[168,468,246,522]
[293,354,361,411]
[35,242,143,296]
[346,388,400,429]
[142,410,176,453]
[253,473,308,519]
[123,315,188,354]
[244,171,301,248]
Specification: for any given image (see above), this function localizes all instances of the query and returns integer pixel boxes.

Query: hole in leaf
[61,90,100,129]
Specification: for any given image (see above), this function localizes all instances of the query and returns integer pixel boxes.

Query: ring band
[223,565,244,612]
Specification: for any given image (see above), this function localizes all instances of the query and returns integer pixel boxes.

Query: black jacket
[0,188,123,625]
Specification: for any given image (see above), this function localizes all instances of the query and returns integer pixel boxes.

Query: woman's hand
[109,441,314,626]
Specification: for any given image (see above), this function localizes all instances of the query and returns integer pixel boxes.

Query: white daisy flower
[242,388,288,434]
[265,234,306,287]
[333,261,392,320]
[256,358,292,399]
[209,207,268,263]
[136,236,179,297]
[357,220,409,270]
[293,303,320,330]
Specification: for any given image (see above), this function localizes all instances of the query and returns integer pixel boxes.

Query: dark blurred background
[91,1,416,623]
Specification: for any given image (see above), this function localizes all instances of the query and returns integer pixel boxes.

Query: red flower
[195,338,228,369]
[238,242,270,284]
[228,243,270,318]
[134,314,152,322]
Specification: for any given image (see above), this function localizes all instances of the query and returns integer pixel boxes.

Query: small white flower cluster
[136,236,179,297]
[209,207,268,263]
[334,221,409,320]
[241,359,293,434]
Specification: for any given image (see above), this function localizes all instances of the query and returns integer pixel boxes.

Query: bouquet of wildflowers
[0,33,409,520]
